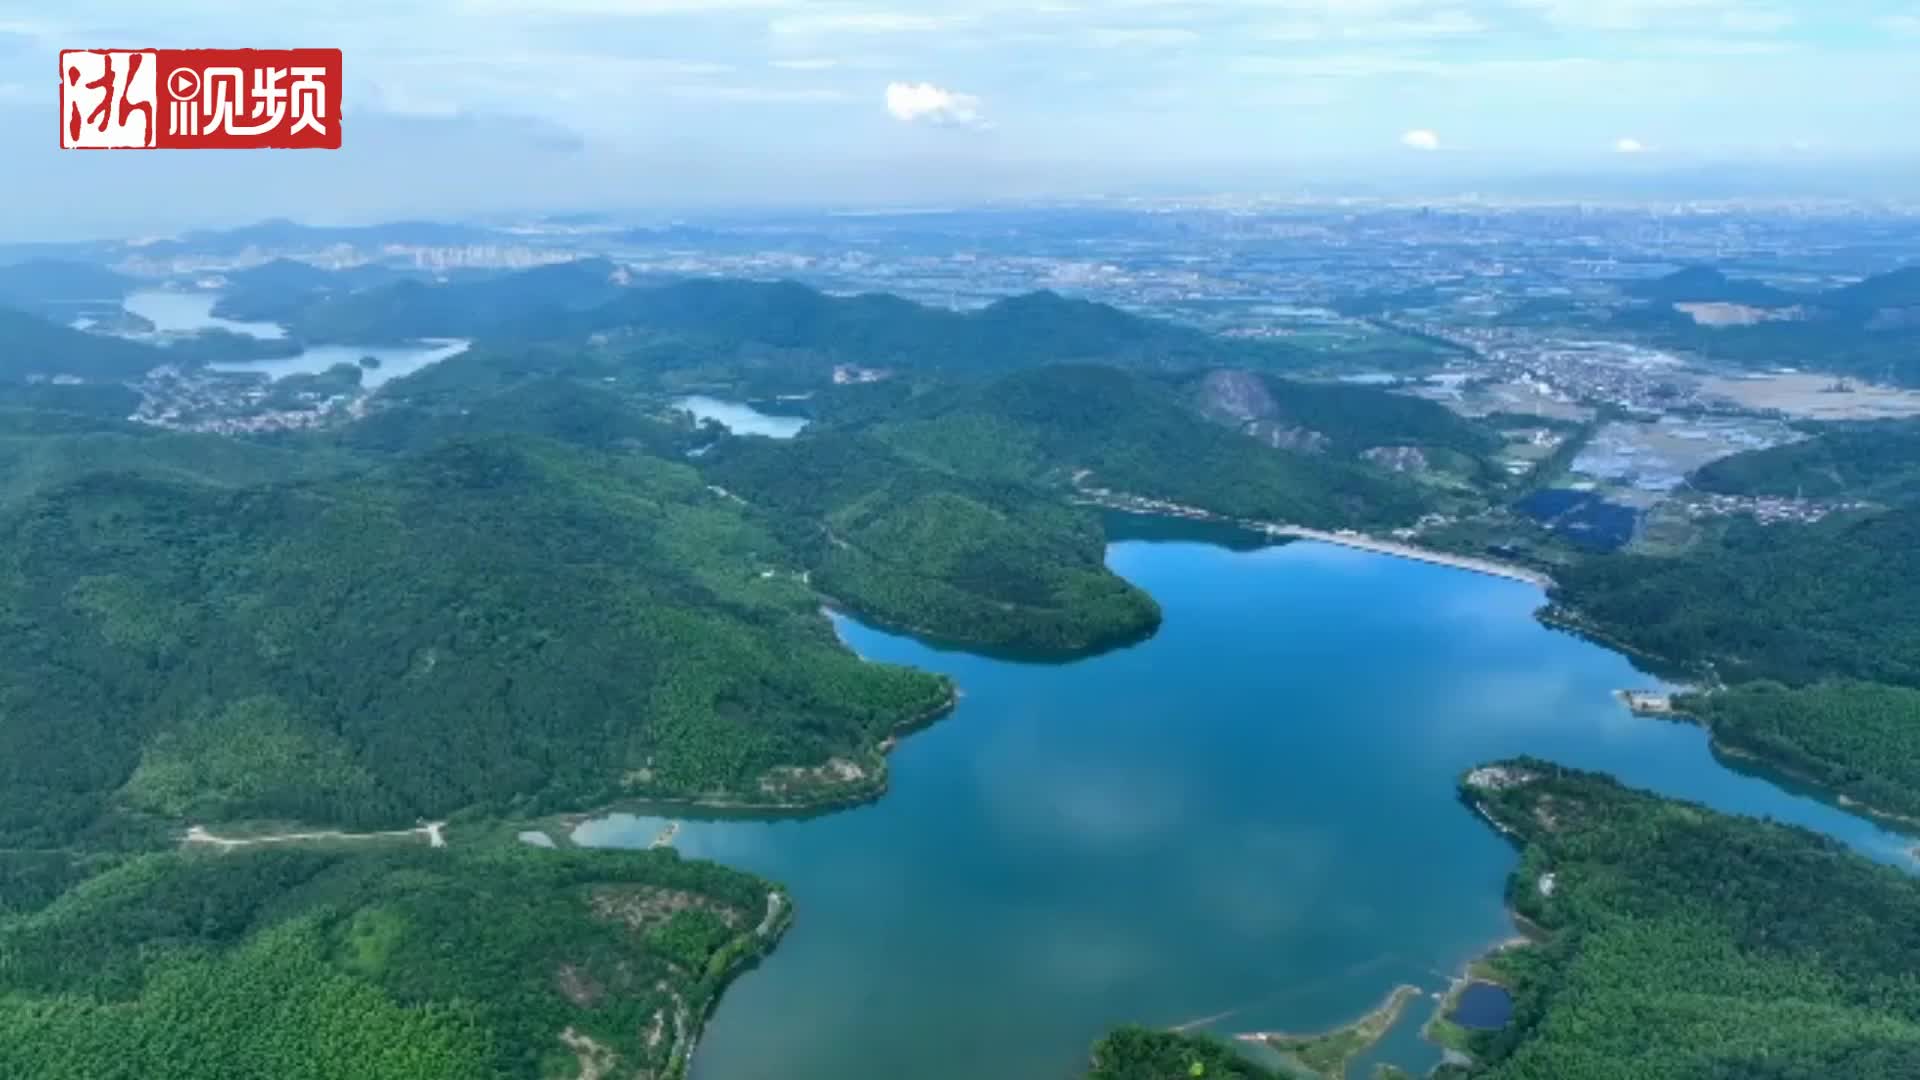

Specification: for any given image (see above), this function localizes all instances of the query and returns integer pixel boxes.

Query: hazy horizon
[6,1,1919,239]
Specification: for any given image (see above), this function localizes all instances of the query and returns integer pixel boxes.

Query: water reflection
[575,538,1916,1080]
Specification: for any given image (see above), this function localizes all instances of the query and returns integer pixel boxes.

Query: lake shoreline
[1078,492,1556,589]
[550,684,963,831]
[1239,983,1424,1079]
[1417,922,1538,1061]
[588,535,1916,1080]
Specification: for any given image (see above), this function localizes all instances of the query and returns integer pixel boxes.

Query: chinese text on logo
[61,49,341,149]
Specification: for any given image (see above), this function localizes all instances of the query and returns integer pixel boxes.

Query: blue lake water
[208,339,471,388]
[676,395,809,439]
[114,288,469,388]
[121,289,286,339]
[1451,982,1515,1030]
[576,520,1917,1080]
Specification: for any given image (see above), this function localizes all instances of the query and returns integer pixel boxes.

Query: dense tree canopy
[1682,681,1920,820]
[1449,760,1920,1080]
[0,433,952,848]
[1693,419,1920,504]
[0,841,786,1080]
[1550,508,1920,687]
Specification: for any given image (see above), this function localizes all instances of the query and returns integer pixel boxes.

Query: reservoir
[113,289,469,388]
[576,519,1916,1080]
[676,395,809,439]
[208,339,470,389]
[121,288,286,339]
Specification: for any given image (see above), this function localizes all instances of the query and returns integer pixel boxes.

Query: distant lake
[209,340,470,389]
[578,520,1918,1080]
[676,395,809,439]
[113,289,469,389]
[121,289,285,340]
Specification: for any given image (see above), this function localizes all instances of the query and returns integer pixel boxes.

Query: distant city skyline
[2,1,1917,237]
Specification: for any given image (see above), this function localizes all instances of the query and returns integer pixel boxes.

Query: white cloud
[884,80,987,126]
[1882,14,1920,35]
[1400,127,1440,151]
[1613,136,1648,153]
[772,57,840,70]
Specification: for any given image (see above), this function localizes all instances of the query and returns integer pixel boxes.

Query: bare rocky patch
[589,885,743,934]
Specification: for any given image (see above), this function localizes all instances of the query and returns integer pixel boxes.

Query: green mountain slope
[1824,266,1920,314]
[1623,266,1799,306]
[0,435,950,849]
[1454,760,1920,1080]
[0,306,169,380]
[700,428,1161,652]
[211,258,413,323]
[0,842,787,1080]
[0,259,135,313]
[1612,267,1920,386]
[287,259,629,343]
[1680,681,1920,821]
[288,266,1293,372]
[843,365,1434,527]
[1548,508,1920,687]
[1692,419,1920,503]
[570,282,1277,373]
[0,408,356,509]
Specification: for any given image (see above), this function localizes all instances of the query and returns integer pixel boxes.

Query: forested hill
[826,365,1436,527]
[0,405,355,509]
[1087,756,1920,1080]
[1692,419,1920,503]
[1188,367,1503,480]
[1453,759,1920,1080]
[700,426,1162,653]
[0,305,170,380]
[0,841,788,1080]
[554,281,1270,373]
[277,262,1294,371]
[0,434,951,849]
[209,257,414,324]
[281,258,631,342]
[1825,266,1920,314]
[1549,508,1920,688]
[1680,681,1920,821]
[0,259,135,314]
[1623,266,1800,306]
[1611,266,1920,386]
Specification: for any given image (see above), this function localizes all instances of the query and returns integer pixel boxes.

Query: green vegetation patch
[703,426,1162,653]
[1260,984,1422,1079]
[0,842,785,1080]
[1088,1027,1285,1080]
[0,434,951,849]
[1693,419,1920,504]
[854,366,1437,528]
[1452,759,1920,1080]
[1549,508,1920,687]
[1682,681,1920,821]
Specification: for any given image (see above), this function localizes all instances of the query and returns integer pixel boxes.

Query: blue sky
[1,1,1917,234]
